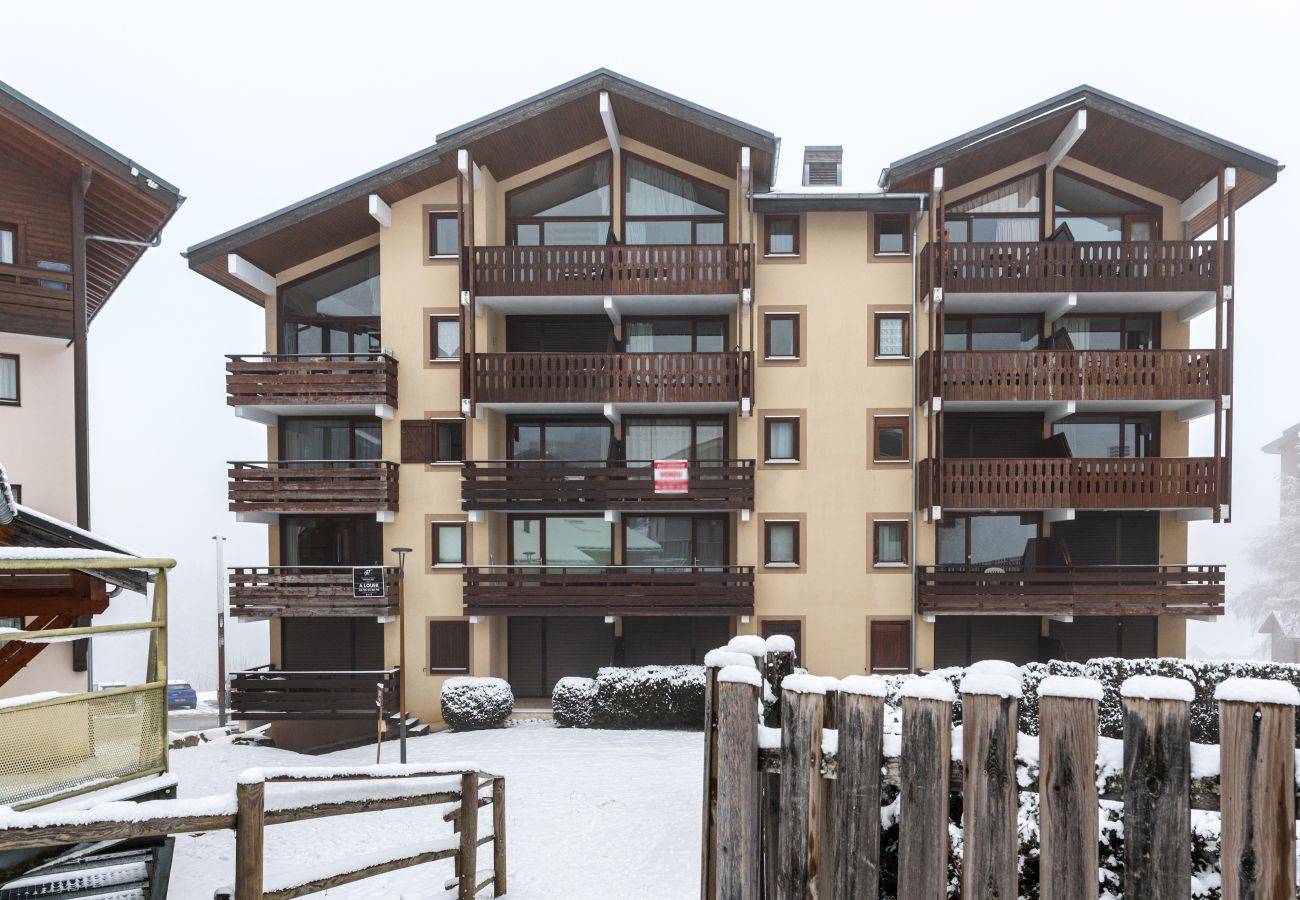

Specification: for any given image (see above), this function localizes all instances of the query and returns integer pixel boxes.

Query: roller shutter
[622,616,732,667]
[934,616,1040,667]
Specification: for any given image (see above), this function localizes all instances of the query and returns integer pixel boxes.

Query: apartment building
[186,72,1279,740]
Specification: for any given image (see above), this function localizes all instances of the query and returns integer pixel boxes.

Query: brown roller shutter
[353,619,384,669]
[944,414,1044,458]
[870,620,911,674]
[935,616,1039,667]
[400,420,433,463]
[507,316,614,352]
[429,620,470,673]
[1053,512,1158,566]
[508,617,546,698]
[282,618,352,670]
[623,618,693,666]
[545,617,614,690]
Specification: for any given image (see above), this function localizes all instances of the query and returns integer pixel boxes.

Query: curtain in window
[626,419,693,463]
[625,158,726,216]
[767,422,796,460]
[0,230,13,265]
[877,525,904,563]
[0,358,15,401]
[948,173,1041,214]
[436,526,462,564]
[992,218,1040,242]
[768,524,796,563]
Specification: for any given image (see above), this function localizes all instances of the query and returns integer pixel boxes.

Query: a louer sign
[352,566,386,598]
[654,459,689,494]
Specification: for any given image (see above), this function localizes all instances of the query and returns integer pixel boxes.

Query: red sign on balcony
[654,460,689,494]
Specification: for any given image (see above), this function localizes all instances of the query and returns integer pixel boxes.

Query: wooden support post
[761,649,794,896]
[816,683,838,899]
[1219,689,1297,899]
[828,683,883,900]
[234,780,265,900]
[898,690,952,900]
[776,681,824,900]
[1039,691,1099,900]
[700,662,721,899]
[715,676,760,900]
[960,688,1019,900]
[492,776,507,897]
[459,772,479,900]
[1123,689,1191,900]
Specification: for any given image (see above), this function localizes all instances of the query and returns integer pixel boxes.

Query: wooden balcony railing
[920,457,1219,510]
[936,240,1223,293]
[474,351,750,404]
[460,460,754,512]
[228,566,398,619]
[228,460,399,514]
[916,564,1225,617]
[472,244,749,296]
[0,261,72,303]
[228,667,399,721]
[226,353,397,409]
[462,565,755,616]
[922,349,1221,403]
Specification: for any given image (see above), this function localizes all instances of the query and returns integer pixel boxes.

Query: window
[870,620,911,674]
[281,418,381,463]
[507,154,612,246]
[1053,414,1159,459]
[0,224,15,265]
[943,316,1041,352]
[873,416,909,463]
[432,522,467,566]
[765,216,799,255]
[624,318,725,353]
[1053,171,1157,242]
[874,313,909,358]
[428,212,458,257]
[282,516,382,566]
[875,215,909,254]
[937,513,1040,569]
[280,250,380,354]
[624,416,725,466]
[1053,314,1158,351]
[0,354,18,405]
[624,156,727,245]
[764,521,800,567]
[0,617,21,630]
[764,417,799,463]
[945,171,1043,243]
[625,515,726,568]
[873,521,908,566]
[510,418,612,463]
[764,314,799,359]
[429,620,470,673]
[510,516,611,566]
[430,316,460,361]
[432,420,465,463]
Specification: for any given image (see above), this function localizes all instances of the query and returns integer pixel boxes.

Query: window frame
[1050,312,1162,351]
[0,222,18,266]
[872,415,910,463]
[1052,413,1162,459]
[763,312,800,360]
[0,353,19,406]
[430,418,466,464]
[622,414,729,464]
[621,316,728,354]
[621,152,728,246]
[622,513,730,568]
[428,619,471,674]
[943,168,1046,243]
[763,416,801,464]
[1052,169,1162,240]
[276,248,381,356]
[431,521,468,567]
[427,211,459,259]
[505,513,613,566]
[764,215,800,256]
[505,151,614,247]
[873,312,910,359]
[942,313,1045,352]
[872,519,909,567]
[278,415,381,462]
[764,520,801,568]
[429,314,462,362]
[873,214,911,255]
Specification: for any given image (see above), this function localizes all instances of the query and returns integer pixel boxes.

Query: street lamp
[391,547,412,763]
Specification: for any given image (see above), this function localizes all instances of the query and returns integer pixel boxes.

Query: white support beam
[741,288,752,307]
[1048,615,1074,624]
[740,147,751,189]
[603,296,621,327]
[599,91,620,157]
[1180,169,1236,223]
[375,511,395,524]
[922,614,937,624]
[931,506,943,523]
[367,194,392,228]
[1045,401,1076,425]
[604,615,621,625]
[469,616,483,625]
[227,254,276,296]
[740,397,751,418]
[740,615,751,625]
[374,403,395,421]
[603,510,622,525]
[457,148,470,178]
[1221,394,1232,411]
[1178,292,1217,322]
[740,509,751,523]
[932,167,944,192]
[1046,292,1077,325]
[603,402,621,425]
[1177,400,1215,423]
[1045,110,1087,172]
[1044,508,1076,524]
[467,510,484,524]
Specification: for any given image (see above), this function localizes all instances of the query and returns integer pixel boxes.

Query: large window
[1054,314,1158,350]
[281,516,382,567]
[280,250,380,354]
[624,416,725,466]
[509,419,612,463]
[943,316,1042,352]
[1053,414,1159,458]
[1053,172,1157,242]
[624,156,727,245]
[510,516,613,567]
[937,514,1040,570]
[507,155,612,246]
[280,418,381,463]
[625,515,726,569]
[624,318,725,353]
[945,171,1042,243]
[0,354,18,405]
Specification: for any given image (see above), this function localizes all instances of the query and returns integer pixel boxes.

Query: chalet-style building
[0,79,181,698]
[186,72,1279,739]
[1263,421,1299,505]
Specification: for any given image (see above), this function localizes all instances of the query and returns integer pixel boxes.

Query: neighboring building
[0,79,182,697]
[1263,422,1299,507]
[186,72,1279,740]
[1256,423,1299,660]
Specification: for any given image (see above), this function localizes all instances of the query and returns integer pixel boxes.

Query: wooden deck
[473,243,749,296]
[474,352,751,404]
[226,353,397,408]
[462,566,755,616]
[920,457,1219,509]
[228,567,398,619]
[461,460,754,511]
[227,461,399,514]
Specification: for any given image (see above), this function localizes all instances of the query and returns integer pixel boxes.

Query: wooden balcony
[461,460,754,512]
[472,244,749,297]
[922,349,1221,403]
[228,567,398,619]
[921,240,1224,294]
[916,565,1225,617]
[0,261,73,336]
[919,457,1219,510]
[462,566,755,616]
[474,351,751,405]
[229,667,399,721]
[226,353,397,415]
[228,460,399,516]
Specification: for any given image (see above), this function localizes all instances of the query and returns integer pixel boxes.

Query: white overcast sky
[5,0,1296,685]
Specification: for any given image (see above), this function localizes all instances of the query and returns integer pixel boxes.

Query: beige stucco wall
[0,333,76,521]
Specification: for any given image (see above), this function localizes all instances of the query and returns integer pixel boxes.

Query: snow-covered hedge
[440,677,513,731]
[552,677,598,728]
[550,665,705,729]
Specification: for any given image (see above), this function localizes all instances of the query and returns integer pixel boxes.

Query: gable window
[624,156,727,245]
[430,315,461,361]
[0,354,18,405]
[507,154,612,246]
[874,313,909,358]
[1053,171,1158,242]
[945,171,1042,243]
[624,317,725,353]
[429,620,471,673]
[875,215,910,254]
[764,417,799,463]
[0,224,15,265]
[873,521,908,566]
[765,216,799,255]
[764,313,799,359]
[428,212,458,257]
[873,415,909,463]
[280,250,380,354]
[432,522,467,566]
[764,521,800,567]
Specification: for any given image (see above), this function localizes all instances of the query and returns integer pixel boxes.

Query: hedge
[440,676,513,730]
[551,665,705,729]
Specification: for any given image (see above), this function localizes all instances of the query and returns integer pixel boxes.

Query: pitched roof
[1263,422,1300,455]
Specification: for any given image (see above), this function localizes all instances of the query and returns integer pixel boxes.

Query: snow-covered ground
[168,722,701,898]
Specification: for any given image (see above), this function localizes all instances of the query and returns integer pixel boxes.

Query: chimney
[802,146,843,187]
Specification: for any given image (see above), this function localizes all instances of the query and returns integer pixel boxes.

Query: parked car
[166,679,198,710]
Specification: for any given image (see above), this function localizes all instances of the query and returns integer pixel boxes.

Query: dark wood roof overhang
[754,192,927,214]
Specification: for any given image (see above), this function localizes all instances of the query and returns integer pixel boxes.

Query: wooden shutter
[870,620,911,674]
[429,620,470,673]
[400,420,434,463]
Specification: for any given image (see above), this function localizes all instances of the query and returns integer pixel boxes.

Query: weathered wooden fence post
[1216,677,1299,900]
[776,674,825,900]
[756,635,794,896]
[492,775,507,897]
[828,675,885,900]
[459,772,479,900]
[898,677,955,900]
[1037,676,1102,900]
[959,671,1021,900]
[817,677,839,899]
[1121,675,1193,900]
[234,778,264,900]
[714,665,762,900]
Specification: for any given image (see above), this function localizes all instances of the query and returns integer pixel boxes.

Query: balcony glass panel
[509,157,611,218]
[281,516,382,566]
[509,420,612,463]
[937,514,1038,570]
[1053,415,1158,458]
[281,418,382,464]
[511,516,613,568]
[1057,315,1156,351]
[945,316,1041,351]
[625,515,725,569]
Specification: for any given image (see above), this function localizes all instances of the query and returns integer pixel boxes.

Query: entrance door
[870,620,911,675]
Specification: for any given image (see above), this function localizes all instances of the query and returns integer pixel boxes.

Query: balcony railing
[922,349,1221,403]
[229,566,399,619]
[461,460,754,512]
[472,244,749,296]
[228,460,399,514]
[462,565,755,616]
[226,353,397,409]
[0,260,72,303]
[927,240,1223,294]
[228,667,399,721]
[919,457,1219,510]
[916,564,1225,617]
[474,352,750,404]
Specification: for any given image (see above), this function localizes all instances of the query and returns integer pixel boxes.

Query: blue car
[167,680,198,710]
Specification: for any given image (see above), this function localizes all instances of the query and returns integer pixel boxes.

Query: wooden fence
[700,654,1297,900]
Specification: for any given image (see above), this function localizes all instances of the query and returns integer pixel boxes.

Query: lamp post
[391,546,412,763]
[212,535,228,728]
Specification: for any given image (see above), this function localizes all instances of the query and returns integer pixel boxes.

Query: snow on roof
[1214,677,1300,706]
[704,648,756,670]
[900,676,957,703]
[1038,676,1105,701]
[838,675,887,698]
[1120,675,1195,703]
[0,547,136,561]
[11,502,149,558]
[959,673,1023,699]
[717,665,762,688]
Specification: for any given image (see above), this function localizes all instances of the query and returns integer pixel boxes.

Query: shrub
[440,676,513,730]
[592,665,705,729]
[552,677,598,728]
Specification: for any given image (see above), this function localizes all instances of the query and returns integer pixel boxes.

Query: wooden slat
[228,461,399,513]
[941,240,1220,293]
[715,676,760,900]
[960,691,1018,900]
[827,690,883,900]
[473,351,749,404]
[473,244,746,297]
[228,567,398,619]
[1219,697,1296,899]
[1038,695,1099,900]
[462,460,754,511]
[776,686,822,900]
[898,696,950,900]
[1122,696,1191,900]
[462,566,754,615]
[226,353,397,407]
[229,669,399,720]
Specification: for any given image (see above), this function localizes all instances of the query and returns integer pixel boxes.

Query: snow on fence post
[704,648,757,900]
[775,674,825,900]
[1121,676,1193,900]
[458,772,479,900]
[958,671,1021,900]
[234,779,265,900]
[829,676,885,900]
[714,666,761,900]
[492,775,508,897]
[1216,678,1300,899]
[898,678,955,900]
[1037,676,1102,900]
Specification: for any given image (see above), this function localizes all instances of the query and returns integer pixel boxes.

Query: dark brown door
[870,620,911,675]
[760,619,802,666]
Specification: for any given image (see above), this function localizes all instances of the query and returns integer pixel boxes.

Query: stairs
[0,841,173,900]
[384,712,431,739]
